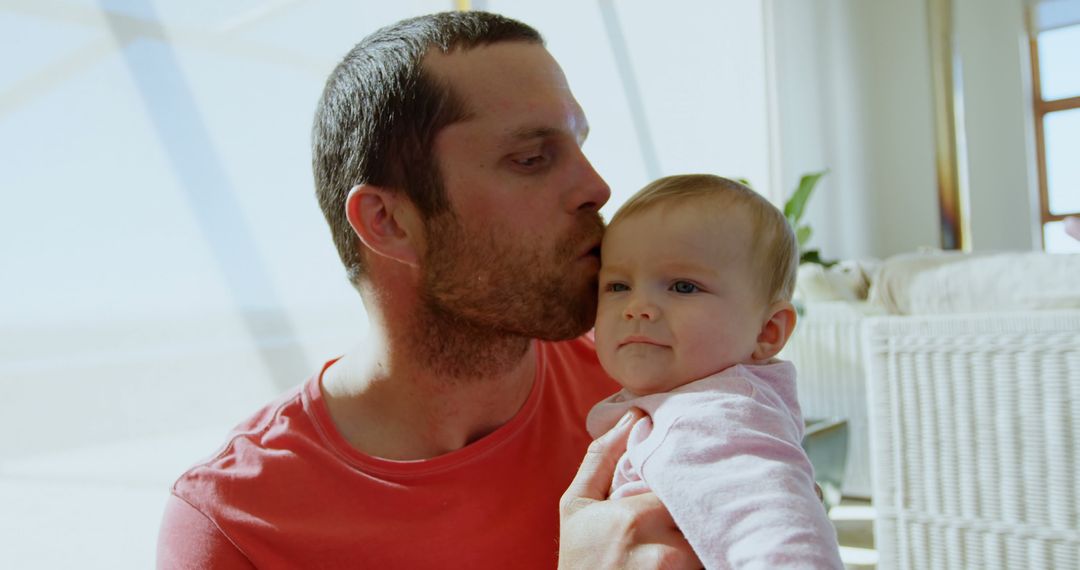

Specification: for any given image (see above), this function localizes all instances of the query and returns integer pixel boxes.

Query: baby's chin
[616,372,701,398]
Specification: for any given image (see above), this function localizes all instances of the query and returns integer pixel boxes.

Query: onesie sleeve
[636,391,843,570]
[157,493,255,569]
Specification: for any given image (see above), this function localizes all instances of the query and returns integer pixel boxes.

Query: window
[1030,3,1080,252]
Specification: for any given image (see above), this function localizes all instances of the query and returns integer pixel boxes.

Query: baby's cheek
[593,306,617,348]
[681,335,734,373]
[592,325,616,369]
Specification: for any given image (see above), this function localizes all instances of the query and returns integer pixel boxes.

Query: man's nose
[567,149,611,213]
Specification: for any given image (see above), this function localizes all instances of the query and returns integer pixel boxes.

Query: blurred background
[1,0,1077,567]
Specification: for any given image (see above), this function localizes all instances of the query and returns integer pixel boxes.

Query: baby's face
[595,202,768,396]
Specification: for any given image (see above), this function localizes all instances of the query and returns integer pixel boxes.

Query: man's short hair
[312,11,543,285]
[610,174,799,305]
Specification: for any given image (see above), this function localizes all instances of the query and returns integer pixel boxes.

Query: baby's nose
[623,297,658,320]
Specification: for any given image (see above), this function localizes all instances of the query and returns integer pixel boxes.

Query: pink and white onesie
[587,360,843,570]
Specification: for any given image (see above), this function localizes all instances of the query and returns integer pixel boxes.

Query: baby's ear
[752,301,797,361]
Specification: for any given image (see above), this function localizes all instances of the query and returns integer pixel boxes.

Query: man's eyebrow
[504,120,590,144]
[505,126,559,142]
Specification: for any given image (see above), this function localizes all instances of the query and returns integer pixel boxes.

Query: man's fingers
[619,492,673,525]
[619,494,702,570]
[561,409,643,510]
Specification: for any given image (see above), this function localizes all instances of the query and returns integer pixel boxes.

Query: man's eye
[671,281,699,294]
[513,155,546,167]
[605,282,629,292]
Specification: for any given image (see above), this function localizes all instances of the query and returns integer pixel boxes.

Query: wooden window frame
[1029,24,1080,246]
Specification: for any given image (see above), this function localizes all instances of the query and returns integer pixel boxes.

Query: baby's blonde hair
[609,174,799,305]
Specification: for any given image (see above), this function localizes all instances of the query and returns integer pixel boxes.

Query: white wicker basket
[864,311,1080,570]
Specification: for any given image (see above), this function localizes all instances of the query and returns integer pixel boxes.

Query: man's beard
[413,208,604,379]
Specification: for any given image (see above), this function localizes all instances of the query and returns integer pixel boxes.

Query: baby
[588,174,843,569]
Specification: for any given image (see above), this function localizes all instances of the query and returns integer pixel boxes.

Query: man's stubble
[415,208,604,380]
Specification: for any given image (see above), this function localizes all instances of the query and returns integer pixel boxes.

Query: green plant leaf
[795,225,812,247]
[783,170,829,225]
[800,249,839,268]
[734,177,753,189]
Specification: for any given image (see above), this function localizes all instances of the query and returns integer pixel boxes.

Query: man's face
[419,43,611,340]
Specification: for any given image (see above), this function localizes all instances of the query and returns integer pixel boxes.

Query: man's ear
[345,184,423,268]
[752,301,797,361]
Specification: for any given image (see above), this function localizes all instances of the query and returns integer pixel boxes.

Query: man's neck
[321,309,537,461]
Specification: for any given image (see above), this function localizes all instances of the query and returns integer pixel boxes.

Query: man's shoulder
[170,379,316,508]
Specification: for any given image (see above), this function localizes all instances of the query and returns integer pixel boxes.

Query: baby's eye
[670,281,699,294]
[605,282,630,293]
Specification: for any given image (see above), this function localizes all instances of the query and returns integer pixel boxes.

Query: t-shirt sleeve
[157,493,255,570]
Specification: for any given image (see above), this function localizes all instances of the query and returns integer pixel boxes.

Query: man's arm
[558,409,702,569]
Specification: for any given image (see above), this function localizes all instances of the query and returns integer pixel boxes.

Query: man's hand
[558,410,702,570]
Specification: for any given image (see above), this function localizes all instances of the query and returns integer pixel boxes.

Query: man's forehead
[423,43,585,127]
[422,41,556,83]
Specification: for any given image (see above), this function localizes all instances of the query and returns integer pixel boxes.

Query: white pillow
[870,251,1080,315]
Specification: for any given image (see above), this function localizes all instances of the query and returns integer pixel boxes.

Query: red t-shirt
[158,337,616,568]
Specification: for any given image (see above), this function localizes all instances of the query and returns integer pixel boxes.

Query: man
[158,11,697,569]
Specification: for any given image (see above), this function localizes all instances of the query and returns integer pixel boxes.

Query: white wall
[772,0,1042,260]
[955,0,1041,251]
[0,2,778,567]
[2,0,777,458]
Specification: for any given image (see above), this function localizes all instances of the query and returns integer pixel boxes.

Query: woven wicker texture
[864,311,1080,569]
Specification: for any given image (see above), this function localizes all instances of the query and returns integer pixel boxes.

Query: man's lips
[618,335,668,348]
[579,241,602,260]
[575,242,602,269]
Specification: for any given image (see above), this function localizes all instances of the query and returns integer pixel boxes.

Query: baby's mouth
[618,335,667,349]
